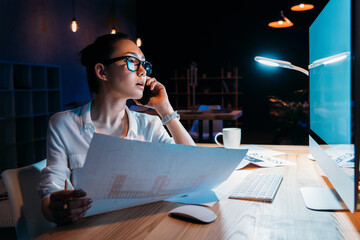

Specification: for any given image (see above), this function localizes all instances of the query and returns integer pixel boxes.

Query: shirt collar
[81,100,137,138]
[125,105,138,138]
[81,101,95,135]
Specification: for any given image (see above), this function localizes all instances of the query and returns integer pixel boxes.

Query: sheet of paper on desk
[237,145,294,169]
[74,133,248,217]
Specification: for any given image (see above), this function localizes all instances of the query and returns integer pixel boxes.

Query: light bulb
[71,18,78,32]
[300,3,305,8]
[111,27,116,34]
[136,38,142,47]
[258,59,280,67]
[309,52,351,69]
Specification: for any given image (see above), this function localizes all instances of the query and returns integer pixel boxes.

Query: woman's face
[103,39,147,100]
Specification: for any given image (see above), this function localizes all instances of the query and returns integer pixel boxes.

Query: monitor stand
[300,187,345,210]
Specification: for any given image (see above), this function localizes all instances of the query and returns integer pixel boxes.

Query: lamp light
[291,3,314,11]
[136,38,142,47]
[268,11,294,28]
[308,51,351,69]
[71,18,79,32]
[110,0,116,34]
[255,56,309,76]
[70,0,78,32]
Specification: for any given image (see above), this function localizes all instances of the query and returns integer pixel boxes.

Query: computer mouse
[169,205,217,223]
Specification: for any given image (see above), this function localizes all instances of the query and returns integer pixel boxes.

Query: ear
[94,63,107,82]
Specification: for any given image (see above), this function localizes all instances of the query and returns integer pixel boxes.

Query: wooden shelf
[167,67,243,130]
[0,60,62,172]
[168,67,242,110]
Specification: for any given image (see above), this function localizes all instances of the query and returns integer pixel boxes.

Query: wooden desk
[178,110,243,142]
[35,145,360,240]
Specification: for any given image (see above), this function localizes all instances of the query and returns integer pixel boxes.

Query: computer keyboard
[229,174,283,202]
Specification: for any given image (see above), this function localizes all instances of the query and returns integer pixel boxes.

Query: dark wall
[136,0,329,144]
[0,0,136,106]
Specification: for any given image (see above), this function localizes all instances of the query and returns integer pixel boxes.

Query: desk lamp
[254,52,351,156]
[255,52,351,76]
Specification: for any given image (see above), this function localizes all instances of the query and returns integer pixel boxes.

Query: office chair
[1,160,54,240]
[189,105,223,142]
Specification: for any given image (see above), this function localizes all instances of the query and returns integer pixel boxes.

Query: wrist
[156,103,174,119]
[161,111,180,125]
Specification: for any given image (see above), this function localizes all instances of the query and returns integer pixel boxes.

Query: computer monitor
[303,0,360,213]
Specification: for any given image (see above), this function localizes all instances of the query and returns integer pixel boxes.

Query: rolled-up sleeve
[37,115,74,200]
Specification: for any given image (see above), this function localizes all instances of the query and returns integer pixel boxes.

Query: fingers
[53,207,90,225]
[49,189,92,225]
[49,197,92,211]
[53,203,92,219]
[50,189,87,201]
[146,77,159,91]
[67,197,92,210]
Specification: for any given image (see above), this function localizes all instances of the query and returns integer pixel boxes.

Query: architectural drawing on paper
[107,174,206,199]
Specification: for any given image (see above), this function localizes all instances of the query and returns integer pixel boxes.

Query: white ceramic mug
[214,128,241,149]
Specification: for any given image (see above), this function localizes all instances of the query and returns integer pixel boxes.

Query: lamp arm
[283,64,309,76]
[291,65,309,76]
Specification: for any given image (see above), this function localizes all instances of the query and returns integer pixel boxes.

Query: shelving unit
[168,67,243,130]
[0,61,62,172]
[169,67,242,110]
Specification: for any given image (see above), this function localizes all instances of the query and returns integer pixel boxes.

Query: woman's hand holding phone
[134,77,174,118]
[135,77,168,106]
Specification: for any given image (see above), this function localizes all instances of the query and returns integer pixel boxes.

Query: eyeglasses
[102,56,152,76]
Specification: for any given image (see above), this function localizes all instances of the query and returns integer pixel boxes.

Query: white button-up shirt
[38,101,174,200]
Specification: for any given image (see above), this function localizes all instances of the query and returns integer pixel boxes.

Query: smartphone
[137,85,154,105]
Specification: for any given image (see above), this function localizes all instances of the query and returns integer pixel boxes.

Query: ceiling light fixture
[110,0,116,34]
[136,38,142,47]
[291,2,314,11]
[268,11,294,28]
[70,0,79,32]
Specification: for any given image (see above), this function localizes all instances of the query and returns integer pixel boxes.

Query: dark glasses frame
[102,56,152,76]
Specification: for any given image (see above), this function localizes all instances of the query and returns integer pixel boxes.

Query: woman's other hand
[42,189,92,225]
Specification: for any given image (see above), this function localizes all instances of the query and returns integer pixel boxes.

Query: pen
[64,179,68,210]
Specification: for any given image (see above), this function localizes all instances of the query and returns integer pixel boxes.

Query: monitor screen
[308,0,359,212]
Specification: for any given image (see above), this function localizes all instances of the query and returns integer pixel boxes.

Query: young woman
[38,33,195,224]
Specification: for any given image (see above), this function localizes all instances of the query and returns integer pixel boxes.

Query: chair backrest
[190,105,223,133]
[1,160,54,240]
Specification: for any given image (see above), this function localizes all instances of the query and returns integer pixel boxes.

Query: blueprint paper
[325,145,354,168]
[240,145,286,156]
[74,133,247,216]
[236,145,293,169]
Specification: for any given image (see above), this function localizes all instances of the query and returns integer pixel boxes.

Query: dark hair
[79,32,130,95]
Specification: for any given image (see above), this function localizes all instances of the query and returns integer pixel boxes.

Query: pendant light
[291,2,314,11]
[110,0,116,34]
[70,0,79,32]
[136,38,142,47]
[268,11,294,28]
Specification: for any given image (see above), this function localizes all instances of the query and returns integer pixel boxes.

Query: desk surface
[35,145,360,240]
